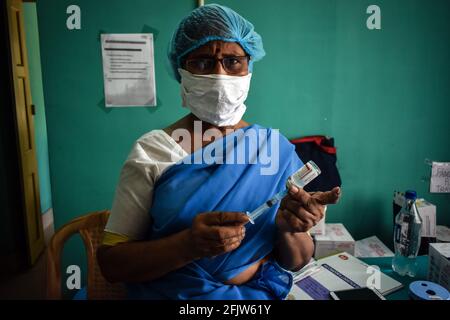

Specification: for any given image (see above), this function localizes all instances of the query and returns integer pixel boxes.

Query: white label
[430,162,450,193]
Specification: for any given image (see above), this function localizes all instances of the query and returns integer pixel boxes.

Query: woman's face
[183,41,249,76]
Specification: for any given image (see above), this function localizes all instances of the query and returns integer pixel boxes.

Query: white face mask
[178,68,252,127]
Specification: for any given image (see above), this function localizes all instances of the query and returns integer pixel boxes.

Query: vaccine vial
[246,161,321,223]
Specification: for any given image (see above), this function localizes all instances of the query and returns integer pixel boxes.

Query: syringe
[246,160,321,224]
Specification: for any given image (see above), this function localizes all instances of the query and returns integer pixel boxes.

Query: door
[6,0,44,265]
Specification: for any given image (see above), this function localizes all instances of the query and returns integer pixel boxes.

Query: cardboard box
[309,206,326,235]
[355,236,394,258]
[393,192,437,254]
[428,243,450,291]
[436,225,450,243]
[416,199,437,238]
[314,223,355,259]
[393,192,436,238]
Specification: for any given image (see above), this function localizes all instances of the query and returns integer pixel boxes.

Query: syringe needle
[245,161,321,224]
[246,189,288,224]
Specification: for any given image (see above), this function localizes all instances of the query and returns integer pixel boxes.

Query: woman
[97,4,341,300]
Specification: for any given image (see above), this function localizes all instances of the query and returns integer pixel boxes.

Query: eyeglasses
[184,56,250,75]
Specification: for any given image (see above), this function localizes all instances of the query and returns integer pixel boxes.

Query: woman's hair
[168,3,265,82]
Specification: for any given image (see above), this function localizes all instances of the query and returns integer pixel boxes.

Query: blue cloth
[126,124,303,299]
[168,3,265,82]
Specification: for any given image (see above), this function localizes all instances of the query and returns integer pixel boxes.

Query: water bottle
[392,190,422,277]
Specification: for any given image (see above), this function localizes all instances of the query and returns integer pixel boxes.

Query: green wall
[23,3,52,214]
[36,0,450,292]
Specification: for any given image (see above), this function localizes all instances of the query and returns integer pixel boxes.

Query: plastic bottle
[392,190,423,277]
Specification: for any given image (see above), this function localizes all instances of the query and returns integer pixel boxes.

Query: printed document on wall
[430,162,450,193]
[101,34,156,107]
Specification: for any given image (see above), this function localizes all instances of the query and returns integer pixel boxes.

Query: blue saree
[127,124,303,299]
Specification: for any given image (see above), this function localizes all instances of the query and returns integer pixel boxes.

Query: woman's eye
[225,58,243,71]
[194,59,213,71]
[194,60,205,69]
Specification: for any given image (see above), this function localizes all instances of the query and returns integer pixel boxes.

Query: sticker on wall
[101,33,157,107]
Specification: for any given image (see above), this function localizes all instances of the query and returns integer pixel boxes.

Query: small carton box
[393,192,437,238]
[416,199,437,238]
[428,243,450,291]
[393,192,437,254]
[436,225,450,243]
[309,206,326,235]
[355,236,394,258]
[314,223,355,259]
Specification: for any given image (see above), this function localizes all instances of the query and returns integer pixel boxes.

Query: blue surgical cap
[168,3,265,82]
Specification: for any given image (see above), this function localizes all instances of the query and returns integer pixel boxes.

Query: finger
[285,204,321,226]
[213,234,245,248]
[223,240,242,252]
[208,239,242,256]
[195,236,239,258]
[282,210,303,230]
[202,225,245,241]
[210,240,241,253]
[201,234,243,249]
[288,185,310,206]
[302,208,322,225]
[314,186,341,205]
[294,207,321,225]
[281,198,323,221]
[280,198,301,214]
[281,210,312,232]
[202,211,250,226]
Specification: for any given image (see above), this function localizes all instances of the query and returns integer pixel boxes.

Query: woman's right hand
[189,211,249,259]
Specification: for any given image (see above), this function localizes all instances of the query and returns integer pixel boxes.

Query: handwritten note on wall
[430,162,450,193]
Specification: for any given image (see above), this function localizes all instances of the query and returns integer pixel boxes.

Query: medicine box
[436,225,450,243]
[428,243,450,291]
[393,192,436,238]
[416,199,437,238]
[355,236,394,258]
[309,206,326,235]
[314,223,355,259]
[393,191,436,254]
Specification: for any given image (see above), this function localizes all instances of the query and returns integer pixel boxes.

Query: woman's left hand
[276,186,341,233]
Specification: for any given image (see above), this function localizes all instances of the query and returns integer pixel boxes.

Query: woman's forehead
[187,41,245,58]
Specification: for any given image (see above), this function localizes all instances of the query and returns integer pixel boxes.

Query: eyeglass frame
[182,55,251,75]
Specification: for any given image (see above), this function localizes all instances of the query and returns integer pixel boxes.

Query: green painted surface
[35,0,450,295]
[23,3,53,213]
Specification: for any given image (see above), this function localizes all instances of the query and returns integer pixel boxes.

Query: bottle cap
[405,190,417,200]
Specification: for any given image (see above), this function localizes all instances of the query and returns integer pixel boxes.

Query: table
[360,255,429,300]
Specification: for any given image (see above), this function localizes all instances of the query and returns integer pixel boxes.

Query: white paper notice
[430,162,450,193]
[101,34,156,107]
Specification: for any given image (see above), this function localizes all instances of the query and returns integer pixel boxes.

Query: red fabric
[290,136,336,154]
